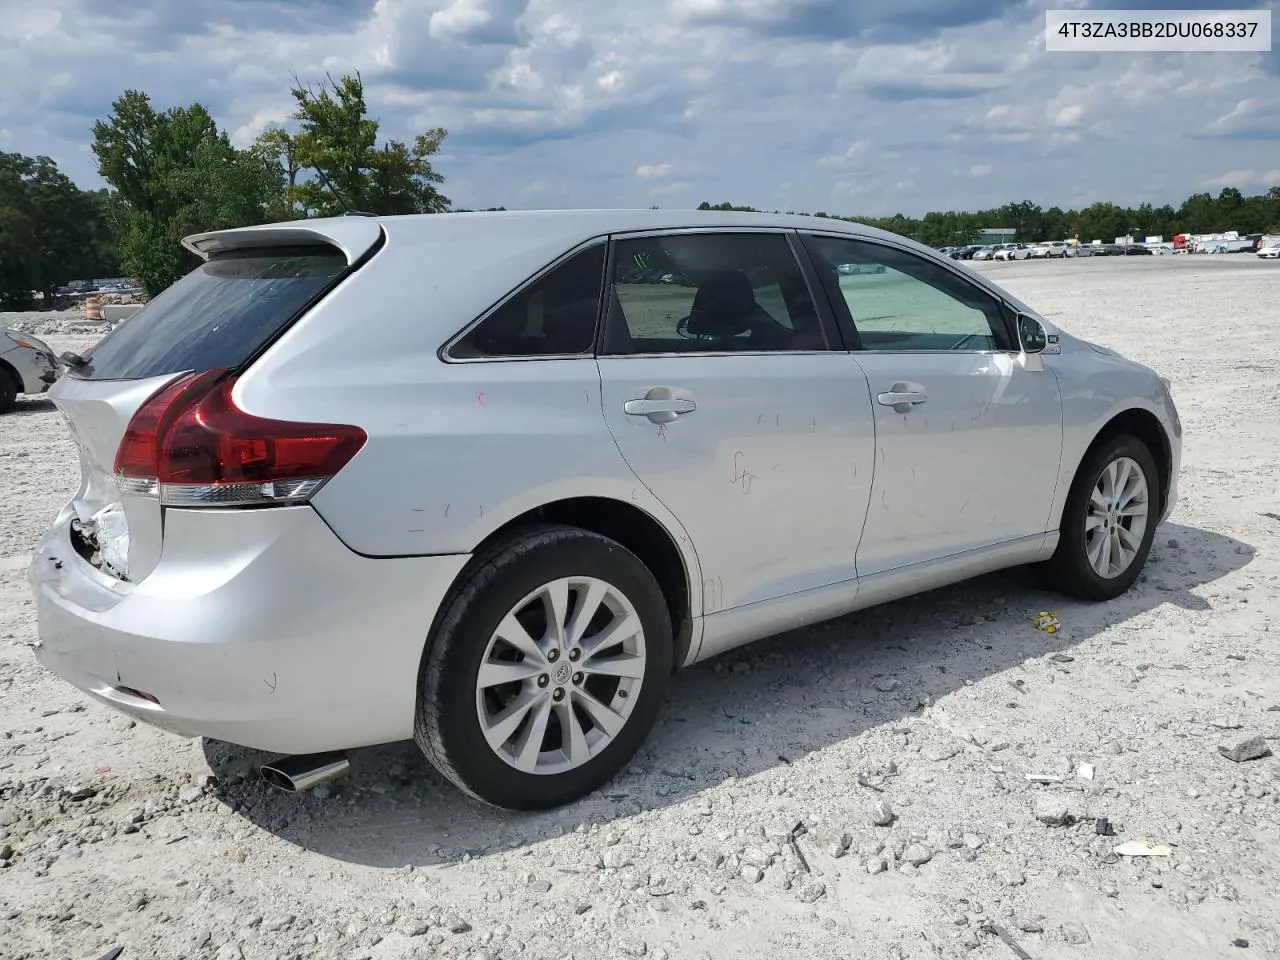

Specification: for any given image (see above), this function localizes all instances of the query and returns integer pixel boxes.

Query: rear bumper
[29,504,469,754]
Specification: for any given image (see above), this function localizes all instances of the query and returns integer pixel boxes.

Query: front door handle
[624,397,697,423]
[877,382,928,412]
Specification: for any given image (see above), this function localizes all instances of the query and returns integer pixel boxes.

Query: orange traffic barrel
[84,294,103,321]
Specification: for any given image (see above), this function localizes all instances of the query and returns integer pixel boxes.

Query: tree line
[3,68,1278,308]
[0,72,448,306]
[698,187,1280,248]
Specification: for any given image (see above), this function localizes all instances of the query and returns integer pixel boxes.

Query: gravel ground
[2,255,1278,960]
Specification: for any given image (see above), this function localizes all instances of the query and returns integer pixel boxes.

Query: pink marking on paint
[477,391,487,406]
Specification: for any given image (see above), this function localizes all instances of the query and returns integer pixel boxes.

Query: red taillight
[113,370,367,507]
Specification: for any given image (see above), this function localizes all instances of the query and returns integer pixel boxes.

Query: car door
[800,232,1063,577]
[596,229,876,614]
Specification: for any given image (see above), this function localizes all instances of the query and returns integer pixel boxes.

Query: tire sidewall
[0,370,16,413]
[423,532,673,809]
[1062,436,1160,596]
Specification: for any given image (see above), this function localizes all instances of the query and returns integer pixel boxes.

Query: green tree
[252,126,305,221]
[93,90,280,295]
[0,152,121,308]
[1177,192,1218,234]
[287,72,449,216]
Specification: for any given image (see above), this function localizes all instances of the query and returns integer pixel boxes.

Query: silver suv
[30,210,1181,809]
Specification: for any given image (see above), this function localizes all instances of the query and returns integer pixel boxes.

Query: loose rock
[870,799,896,827]
[1218,736,1272,763]
[1062,922,1091,945]
[1034,795,1071,826]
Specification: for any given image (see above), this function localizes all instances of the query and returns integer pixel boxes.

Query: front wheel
[1043,434,1160,601]
[415,525,673,810]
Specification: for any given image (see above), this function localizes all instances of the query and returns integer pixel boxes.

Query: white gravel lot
[2,255,1278,960]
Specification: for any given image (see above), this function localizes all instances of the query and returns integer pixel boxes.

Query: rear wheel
[415,524,673,810]
[0,368,17,414]
[1043,434,1159,601]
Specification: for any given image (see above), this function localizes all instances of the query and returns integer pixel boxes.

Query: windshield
[75,247,348,381]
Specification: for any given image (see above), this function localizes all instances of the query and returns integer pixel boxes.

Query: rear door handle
[877,382,928,412]
[624,397,697,423]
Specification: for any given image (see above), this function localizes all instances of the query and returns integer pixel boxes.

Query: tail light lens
[113,369,367,507]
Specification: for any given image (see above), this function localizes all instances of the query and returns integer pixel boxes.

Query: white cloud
[635,163,672,179]
[1203,169,1280,187]
[230,108,291,148]
[1052,104,1086,128]
[0,0,1275,217]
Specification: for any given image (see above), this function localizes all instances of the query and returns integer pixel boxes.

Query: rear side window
[76,248,347,381]
[448,244,606,359]
[602,232,826,355]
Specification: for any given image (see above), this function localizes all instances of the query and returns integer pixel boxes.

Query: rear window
[76,247,348,380]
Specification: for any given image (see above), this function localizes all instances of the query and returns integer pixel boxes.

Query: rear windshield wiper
[60,351,88,370]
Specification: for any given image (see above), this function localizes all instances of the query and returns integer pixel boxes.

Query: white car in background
[1258,242,1280,259]
[1029,241,1070,259]
[29,209,1182,810]
[993,243,1032,261]
[1,328,60,413]
[970,245,996,260]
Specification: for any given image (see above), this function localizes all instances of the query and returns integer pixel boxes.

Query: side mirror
[1017,313,1047,354]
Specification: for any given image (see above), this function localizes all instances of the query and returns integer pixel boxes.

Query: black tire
[415,524,673,810]
[1043,434,1160,601]
[0,368,17,414]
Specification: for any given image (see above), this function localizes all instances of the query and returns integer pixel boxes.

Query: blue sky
[1,0,1277,215]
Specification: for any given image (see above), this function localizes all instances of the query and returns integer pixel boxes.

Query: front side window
[602,232,826,355]
[450,243,605,359]
[802,235,1012,352]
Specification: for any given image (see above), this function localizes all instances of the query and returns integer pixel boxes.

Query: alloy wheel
[475,577,647,775]
[1084,456,1150,578]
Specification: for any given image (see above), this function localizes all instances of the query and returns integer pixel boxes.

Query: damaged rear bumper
[29,504,469,754]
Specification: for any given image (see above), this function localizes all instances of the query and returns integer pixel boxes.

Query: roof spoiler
[181,218,384,266]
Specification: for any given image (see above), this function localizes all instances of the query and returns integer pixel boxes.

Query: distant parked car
[1094,244,1124,256]
[0,328,60,413]
[28,208,1182,810]
[1070,244,1094,258]
[1030,241,1070,259]
[970,245,996,261]
[993,243,1032,261]
[836,262,888,275]
[1123,244,1153,256]
[1258,242,1280,259]
[951,245,983,260]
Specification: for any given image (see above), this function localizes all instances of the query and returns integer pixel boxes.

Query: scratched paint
[730,451,756,494]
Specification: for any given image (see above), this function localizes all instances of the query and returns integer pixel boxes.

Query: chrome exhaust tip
[259,750,351,793]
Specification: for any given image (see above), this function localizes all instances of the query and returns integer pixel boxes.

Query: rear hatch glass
[75,247,348,381]
[51,246,348,583]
